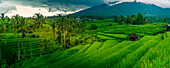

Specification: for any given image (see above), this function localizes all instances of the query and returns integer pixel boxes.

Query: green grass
[114,34,163,68]
[84,42,103,53]
[0,33,56,59]
[10,32,170,68]
[97,32,128,39]
[133,37,170,68]
[86,22,167,36]
[3,19,169,68]
[71,36,153,68]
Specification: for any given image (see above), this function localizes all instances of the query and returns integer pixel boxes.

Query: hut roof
[127,33,139,37]
[167,24,170,27]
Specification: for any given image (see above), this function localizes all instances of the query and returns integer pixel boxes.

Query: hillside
[74,4,110,15]
[10,20,169,68]
[74,1,170,17]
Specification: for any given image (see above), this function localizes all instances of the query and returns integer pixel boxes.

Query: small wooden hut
[108,24,112,26]
[167,24,170,31]
[127,33,139,41]
[32,34,39,38]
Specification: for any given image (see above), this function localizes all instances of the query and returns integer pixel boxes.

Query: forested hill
[74,4,110,15]
[74,1,170,18]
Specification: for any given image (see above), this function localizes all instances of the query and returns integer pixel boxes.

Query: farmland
[0,19,168,68]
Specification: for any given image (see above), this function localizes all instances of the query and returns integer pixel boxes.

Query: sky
[1,0,170,17]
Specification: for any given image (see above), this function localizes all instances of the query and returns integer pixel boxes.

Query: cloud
[1,0,170,17]
[0,1,16,13]
[104,0,170,8]
[5,5,83,18]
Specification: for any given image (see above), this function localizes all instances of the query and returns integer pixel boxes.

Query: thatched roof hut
[127,33,139,41]
[167,24,170,31]
[32,34,39,38]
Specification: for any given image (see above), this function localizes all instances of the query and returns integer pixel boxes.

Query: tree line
[113,13,148,25]
[0,13,87,66]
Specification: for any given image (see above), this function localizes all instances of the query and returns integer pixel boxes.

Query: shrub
[91,24,98,30]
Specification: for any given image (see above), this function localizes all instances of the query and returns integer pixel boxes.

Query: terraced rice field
[0,33,55,59]
[11,32,170,68]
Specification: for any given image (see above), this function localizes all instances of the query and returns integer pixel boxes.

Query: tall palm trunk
[31,37,32,57]
[24,38,25,59]
[21,31,24,59]
[60,27,63,47]
[29,36,31,58]
[17,33,20,61]
[69,33,72,46]
[53,30,56,46]
[61,31,63,46]
[22,36,24,59]
[64,26,66,48]
[39,24,42,56]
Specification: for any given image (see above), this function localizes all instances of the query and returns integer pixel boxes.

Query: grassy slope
[12,33,170,68]
[7,20,169,68]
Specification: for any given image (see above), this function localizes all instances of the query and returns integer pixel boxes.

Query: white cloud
[5,5,83,18]
[1,0,170,17]
[105,0,170,8]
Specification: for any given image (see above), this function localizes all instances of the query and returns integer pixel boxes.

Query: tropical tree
[67,15,77,46]
[118,15,125,25]
[33,13,45,56]
[50,21,58,47]
[57,15,70,48]
[57,14,64,47]
[20,17,27,59]
[0,13,7,39]
[63,16,68,48]
[133,13,147,25]
[162,18,167,23]
[113,16,119,23]
[25,22,34,57]
[130,15,135,24]
[125,16,131,24]
[12,14,21,61]
[41,38,50,53]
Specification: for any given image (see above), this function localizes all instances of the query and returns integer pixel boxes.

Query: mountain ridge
[74,1,170,18]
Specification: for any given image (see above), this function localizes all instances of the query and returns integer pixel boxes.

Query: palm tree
[62,16,69,48]
[130,15,135,24]
[33,13,44,56]
[57,14,64,46]
[67,15,77,46]
[0,13,6,63]
[0,13,7,39]
[162,18,167,23]
[26,22,34,57]
[41,38,50,53]
[20,17,27,59]
[50,21,58,47]
[12,14,21,61]
[0,13,8,62]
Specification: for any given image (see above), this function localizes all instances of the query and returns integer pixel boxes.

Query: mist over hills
[1,0,105,11]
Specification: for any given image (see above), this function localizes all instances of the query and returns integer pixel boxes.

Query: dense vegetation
[0,13,89,67]
[0,13,169,68]
[75,1,170,18]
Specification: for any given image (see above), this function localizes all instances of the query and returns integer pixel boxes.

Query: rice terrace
[0,0,170,68]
